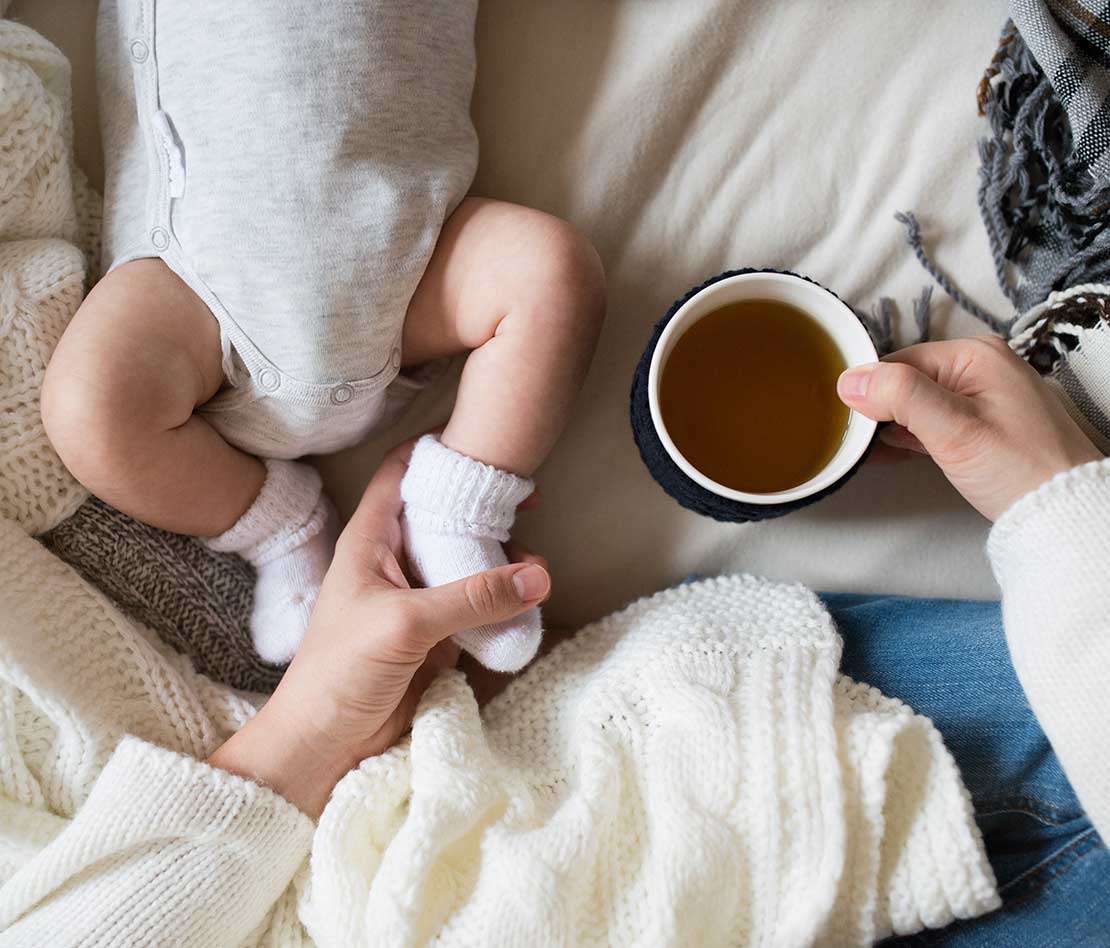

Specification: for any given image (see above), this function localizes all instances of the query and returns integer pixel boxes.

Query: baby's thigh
[44,259,225,428]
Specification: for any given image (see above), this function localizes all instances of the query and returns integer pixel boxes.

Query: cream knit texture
[988,456,1110,841]
[0,20,93,536]
[0,516,314,947]
[303,577,999,947]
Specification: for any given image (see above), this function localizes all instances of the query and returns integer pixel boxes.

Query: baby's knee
[42,313,174,490]
[41,340,131,489]
[508,212,606,334]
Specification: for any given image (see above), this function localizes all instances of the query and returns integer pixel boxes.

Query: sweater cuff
[0,736,315,945]
[95,735,316,842]
[78,735,315,907]
[988,458,1110,585]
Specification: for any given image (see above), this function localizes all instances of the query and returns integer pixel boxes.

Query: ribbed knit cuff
[400,435,534,540]
[0,736,314,945]
[206,459,325,565]
[91,735,315,842]
[836,686,1000,939]
[988,457,1110,582]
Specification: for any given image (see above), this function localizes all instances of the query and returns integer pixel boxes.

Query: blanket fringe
[891,19,1110,341]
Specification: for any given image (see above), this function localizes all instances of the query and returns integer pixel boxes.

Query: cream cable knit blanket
[4,15,1106,948]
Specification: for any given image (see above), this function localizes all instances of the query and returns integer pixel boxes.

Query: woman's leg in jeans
[823,594,1110,947]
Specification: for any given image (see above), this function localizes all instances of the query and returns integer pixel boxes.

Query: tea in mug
[659,299,850,493]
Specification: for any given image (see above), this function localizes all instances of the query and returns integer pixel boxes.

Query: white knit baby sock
[400,435,542,672]
[206,458,338,664]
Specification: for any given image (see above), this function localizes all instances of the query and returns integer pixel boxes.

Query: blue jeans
[820,594,1110,946]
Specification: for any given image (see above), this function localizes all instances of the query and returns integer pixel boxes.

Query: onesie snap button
[129,39,149,63]
[150,227,170,250]
[391,347,402,370]
[331,384,353,405]
[258,369,280,392]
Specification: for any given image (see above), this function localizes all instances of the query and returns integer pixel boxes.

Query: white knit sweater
[3,15,1109,948]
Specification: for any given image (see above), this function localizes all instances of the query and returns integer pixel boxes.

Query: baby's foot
[400,435,541,672]
[206,459,338,664]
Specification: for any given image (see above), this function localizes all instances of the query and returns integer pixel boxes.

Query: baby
[42,0,604,672]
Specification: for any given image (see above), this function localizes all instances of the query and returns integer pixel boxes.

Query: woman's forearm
[0,737,314,947]
[988,457,1110,841]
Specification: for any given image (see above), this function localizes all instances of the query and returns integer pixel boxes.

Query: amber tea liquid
[659,299,850,493]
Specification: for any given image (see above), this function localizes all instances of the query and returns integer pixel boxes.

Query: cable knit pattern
[0,22,77,245]
[0,238,86,534]
[0,15,260,686]
[988,457,1110,842]
[0,17,1002,944]
[0,21,93,535]
[300,576,998,947]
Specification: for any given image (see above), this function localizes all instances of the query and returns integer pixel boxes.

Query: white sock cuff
[206,458,326,564]
[400,436,534,541]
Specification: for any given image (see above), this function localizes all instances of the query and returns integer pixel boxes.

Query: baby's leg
[42,260,336,663]
[400,198,605,671]
[403,198,605,474]
[43,259,264,535]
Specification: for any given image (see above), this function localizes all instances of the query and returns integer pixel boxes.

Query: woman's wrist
[207,698,352,818]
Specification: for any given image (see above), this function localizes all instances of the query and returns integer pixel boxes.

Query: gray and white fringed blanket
[893,3,1110,454]
[1011,0,1110,179]
[901,3,1110,324]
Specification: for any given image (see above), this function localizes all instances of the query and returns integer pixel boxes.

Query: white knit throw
[0,15,1000,946]
[303,576,998,946]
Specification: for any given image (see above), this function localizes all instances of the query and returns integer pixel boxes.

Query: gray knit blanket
[40,500,282,694]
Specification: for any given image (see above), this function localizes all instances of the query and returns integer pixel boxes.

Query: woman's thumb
[407,563,550,644]
[837,360,970,452]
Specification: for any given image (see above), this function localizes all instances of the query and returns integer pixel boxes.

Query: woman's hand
[837,335,1102,521]
[209,440,550,816]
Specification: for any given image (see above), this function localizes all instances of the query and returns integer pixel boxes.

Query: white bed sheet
[12,0,1012,628]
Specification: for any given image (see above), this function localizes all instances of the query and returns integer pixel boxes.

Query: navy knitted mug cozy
[629,268,878,523]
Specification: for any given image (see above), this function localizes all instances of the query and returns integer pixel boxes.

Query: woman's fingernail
[512,564,550,602]
[837,365,877,401]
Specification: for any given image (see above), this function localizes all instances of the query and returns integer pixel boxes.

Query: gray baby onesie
[97,0,479,458]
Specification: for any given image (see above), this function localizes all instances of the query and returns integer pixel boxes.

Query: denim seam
[997,827,1102,902]
[974,795,1077,825]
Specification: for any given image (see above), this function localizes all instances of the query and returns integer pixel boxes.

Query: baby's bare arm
[42,259,265,536]
[402,197,605,476]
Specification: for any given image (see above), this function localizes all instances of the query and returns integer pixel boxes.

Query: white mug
[647,271,879,505]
